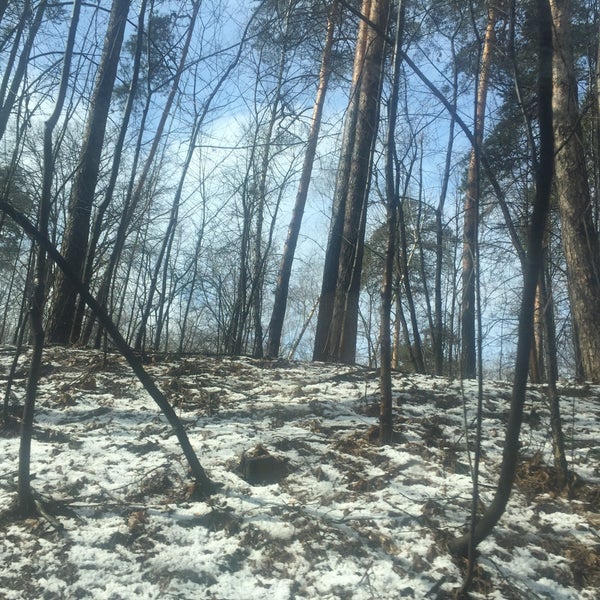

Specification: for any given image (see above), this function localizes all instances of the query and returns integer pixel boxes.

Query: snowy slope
[1,347,598,599]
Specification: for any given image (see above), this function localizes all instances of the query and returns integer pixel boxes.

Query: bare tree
[0,0,47,142]
[46,0,129,344]
[17,0,82,518]
[450,0,554,558]
[379,0,404,444]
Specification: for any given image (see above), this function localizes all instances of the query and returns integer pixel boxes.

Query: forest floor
[0,346,599,600]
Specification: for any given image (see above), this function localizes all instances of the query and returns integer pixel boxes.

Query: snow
[1,347,599,599]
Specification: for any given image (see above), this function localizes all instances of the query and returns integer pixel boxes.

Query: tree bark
[17,0,82,517]
[380,0,404,445]
[47,0,129,344]
[314,0,390,363]
[450,0,554,556]
[550,0,600,383]
[461,2,498,379]
[266,1,337,358]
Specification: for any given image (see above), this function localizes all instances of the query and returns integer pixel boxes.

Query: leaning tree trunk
[266,1,337,359]
[461,1,498,379]
[2,200,216,496]
[46,0,129,345]
[16,0,82,518]
[450,0,554,556]
[550,0,600,383]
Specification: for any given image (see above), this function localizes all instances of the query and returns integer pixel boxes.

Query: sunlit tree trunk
[266,1,337,358]
[313,0,390,363]
[550,0,600,383]
[461,1,498,379]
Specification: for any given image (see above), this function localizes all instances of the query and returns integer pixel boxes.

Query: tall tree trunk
[313,0,371,362]
[434,48,457,375]
[47,0,129,344]
[397,192,426,373]
[550,0,600,383]
[266,1,337,358]
[380,0,404,445]
[461,2,498,379]
[17,0,82,517]
[313,0,390,363]
[450,0,554,556]
[75,0,149,346]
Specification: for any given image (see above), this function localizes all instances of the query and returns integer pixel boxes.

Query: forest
[0,0,599,598]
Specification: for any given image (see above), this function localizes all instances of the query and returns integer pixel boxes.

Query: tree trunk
[397,193,425,373]
[314,0,390,363]
[380,0,404,445]
[434,64,457,375]
[266,1,337,358]
[450,0,554,556]
[550,0,600,383]
[75,0,149,346]
[461,2,498,379]
[47,0,129,344]
[529,280,545,383]
[17,0,82,517]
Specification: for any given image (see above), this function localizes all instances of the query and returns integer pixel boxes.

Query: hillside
[1,347,599,599]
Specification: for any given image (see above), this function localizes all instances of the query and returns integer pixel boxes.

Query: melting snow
[0,347,599,599]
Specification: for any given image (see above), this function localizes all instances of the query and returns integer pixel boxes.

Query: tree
[450,0,554,557]
[0,0,48,142]
[550,0,600,383]
[76,0,149,347]
[461,0,500,379]
[313,0,391,363]
[380,0,405,444]
[46,0,129,344]
[17,0,82,517]
[266,0,338,358]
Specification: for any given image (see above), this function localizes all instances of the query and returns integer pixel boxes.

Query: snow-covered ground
[1,347,598,599]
